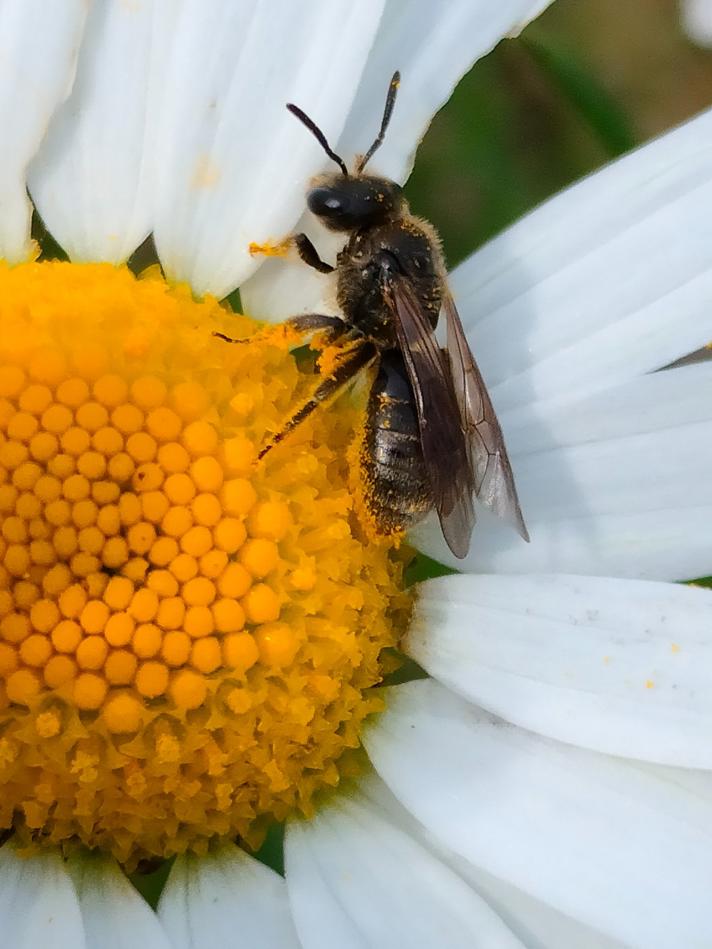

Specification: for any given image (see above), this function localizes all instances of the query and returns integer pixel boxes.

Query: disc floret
[0,261,408,867]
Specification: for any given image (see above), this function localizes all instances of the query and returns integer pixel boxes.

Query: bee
[219,71,528,557]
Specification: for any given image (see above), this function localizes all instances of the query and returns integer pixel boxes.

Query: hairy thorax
[336,217,444,346]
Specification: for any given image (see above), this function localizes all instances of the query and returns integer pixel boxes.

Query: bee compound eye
[307,188,344,217]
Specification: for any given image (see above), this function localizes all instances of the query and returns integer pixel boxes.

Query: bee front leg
[293,233,334,274]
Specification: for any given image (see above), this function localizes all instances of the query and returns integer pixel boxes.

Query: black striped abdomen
[359,350,431,536]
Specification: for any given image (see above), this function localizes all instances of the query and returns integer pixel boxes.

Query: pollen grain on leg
[0,261,409,868]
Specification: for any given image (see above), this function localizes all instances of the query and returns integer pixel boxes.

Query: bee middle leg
[259,337,378,459]
[214,313,347,347]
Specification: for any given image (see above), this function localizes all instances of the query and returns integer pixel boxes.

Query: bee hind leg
[259,337,377,459]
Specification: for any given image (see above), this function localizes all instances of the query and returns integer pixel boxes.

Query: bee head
[287,71,403,231]
[306,174,404,231]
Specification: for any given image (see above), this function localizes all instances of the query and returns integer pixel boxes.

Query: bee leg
[259,338,377,459]
[285,313,346,338]
[213,313,347,347]
[213,330,251,344]
[294,233,334,274]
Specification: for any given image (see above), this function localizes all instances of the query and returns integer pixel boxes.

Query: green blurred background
[406,0,712,268]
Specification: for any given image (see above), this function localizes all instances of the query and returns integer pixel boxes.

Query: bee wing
[383,271,476,558]
[442,289,529,542]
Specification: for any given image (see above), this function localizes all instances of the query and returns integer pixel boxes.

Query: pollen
[0,261,409,869]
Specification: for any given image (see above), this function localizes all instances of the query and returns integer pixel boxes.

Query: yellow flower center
[0,261,409,868]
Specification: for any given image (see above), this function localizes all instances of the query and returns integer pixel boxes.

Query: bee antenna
[357,70,400,174]
[286,103,348,177]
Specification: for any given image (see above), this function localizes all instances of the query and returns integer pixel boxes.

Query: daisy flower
[1,2,711,948]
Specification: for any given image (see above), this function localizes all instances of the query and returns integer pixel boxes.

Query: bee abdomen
[359,351,431,536]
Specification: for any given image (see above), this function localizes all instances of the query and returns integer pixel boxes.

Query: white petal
[0,844,85,948]
[152,0,385,299]
[416,504,712,581]
[508,380,712,523]
[365,680,712,949]
[158,845,300,949]
[29,0,169,264]
[242,0,554,322]
[338,0,555,183]
[414,362,712,580]
[69,852,170,949]
[0,0,86,263]
[407,573,712,768]
[500,360,712,454]
[359,773,624,949]
[447,861,628,949]
[682,0,712,46]
[285,795,525,949]
[450,107,712,409]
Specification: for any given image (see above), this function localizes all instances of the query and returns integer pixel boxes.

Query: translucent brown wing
[442,288,529,542]
[382,271,476,558]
